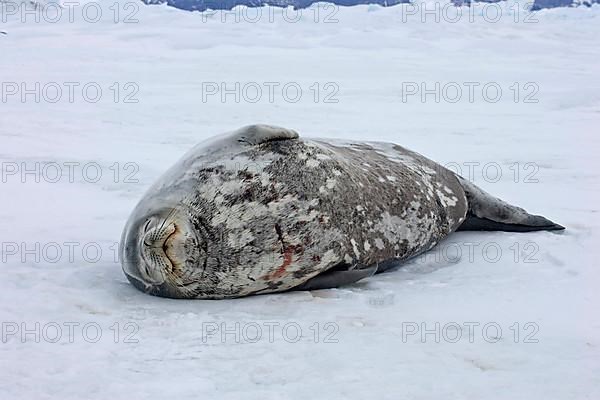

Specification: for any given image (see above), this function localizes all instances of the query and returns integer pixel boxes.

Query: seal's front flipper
[234,124,299,146]
[292,265,378,291]
[456,176,565,232]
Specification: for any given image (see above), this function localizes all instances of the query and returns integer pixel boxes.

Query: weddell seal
[120,124,564,299]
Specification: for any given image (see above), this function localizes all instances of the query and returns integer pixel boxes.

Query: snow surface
[1,1,599,399]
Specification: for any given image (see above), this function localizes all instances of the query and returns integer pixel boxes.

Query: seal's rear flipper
[457,214,565,232]
[292,264,377,291]
[456,176,565,232]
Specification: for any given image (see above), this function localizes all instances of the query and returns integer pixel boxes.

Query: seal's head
[120,204,205,298]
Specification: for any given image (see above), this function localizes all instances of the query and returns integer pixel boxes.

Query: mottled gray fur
[120,124,563,299]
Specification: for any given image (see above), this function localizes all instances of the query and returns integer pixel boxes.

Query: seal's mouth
[142,222,177,268]
[140,216,192,284]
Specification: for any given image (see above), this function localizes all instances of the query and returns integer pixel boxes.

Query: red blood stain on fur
[273,246,295,278]
[264,245,301,280]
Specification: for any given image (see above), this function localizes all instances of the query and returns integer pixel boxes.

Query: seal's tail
[455,176,565,232]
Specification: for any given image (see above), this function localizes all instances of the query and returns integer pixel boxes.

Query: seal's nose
[142,222,176,250]
[141,217,194,278]
[141,222,177,280]
[163,226,190,271]
[140,219,177,284]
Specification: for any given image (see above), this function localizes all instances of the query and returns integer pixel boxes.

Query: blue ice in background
[142,0,599,12]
